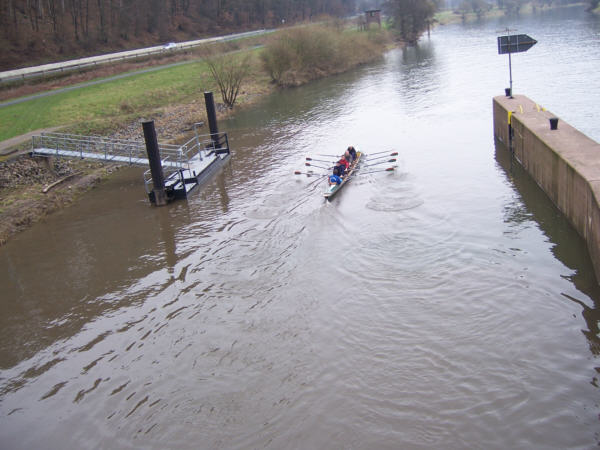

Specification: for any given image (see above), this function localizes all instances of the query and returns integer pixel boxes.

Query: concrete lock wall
[493,94,600,283]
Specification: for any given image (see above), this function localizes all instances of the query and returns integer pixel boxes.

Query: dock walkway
[30,131,230,203]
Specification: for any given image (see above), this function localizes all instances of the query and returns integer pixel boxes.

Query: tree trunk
[69,0,80,40]
[47,0,58,33]
[97,0,106,41]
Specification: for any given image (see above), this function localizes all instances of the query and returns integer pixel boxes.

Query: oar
[307,173,329,188]
[367,149,396,156]
[368,152,398,161]
[355,167,395,175]
[306,157,335,164]
[305,162,332,170]
[361,158,396,168]
[295,170,325,177]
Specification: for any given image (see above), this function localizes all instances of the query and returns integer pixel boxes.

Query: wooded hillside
[0,0,358,70]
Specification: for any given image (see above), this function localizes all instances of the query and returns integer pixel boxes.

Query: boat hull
[324,151,362,200]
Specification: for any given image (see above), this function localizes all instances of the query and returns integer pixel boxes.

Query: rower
[337,156,350,173]
[344,149,353,164]
[329,173,342,185]
[347,146,357,161]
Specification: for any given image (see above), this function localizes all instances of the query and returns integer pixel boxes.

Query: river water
[1,6,600,449]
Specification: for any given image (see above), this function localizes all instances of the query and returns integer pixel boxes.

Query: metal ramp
[32,132,188,168]
[31,131,230,203]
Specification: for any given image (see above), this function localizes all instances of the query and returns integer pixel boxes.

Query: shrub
[261,24,389,87]
[204,51,252,108]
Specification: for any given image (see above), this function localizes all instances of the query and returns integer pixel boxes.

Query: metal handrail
[32,132,189,165]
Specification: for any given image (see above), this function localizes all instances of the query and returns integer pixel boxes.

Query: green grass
[0,60,216,141]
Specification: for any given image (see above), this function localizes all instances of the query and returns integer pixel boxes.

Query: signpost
[497,31,537,97]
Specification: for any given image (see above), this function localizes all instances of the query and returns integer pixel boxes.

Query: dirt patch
[0,155,120,246]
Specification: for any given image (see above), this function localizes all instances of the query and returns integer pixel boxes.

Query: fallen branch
[42,171,83,194]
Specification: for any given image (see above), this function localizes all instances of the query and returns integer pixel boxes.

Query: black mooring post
[204,91,221,149]
[142,120,167,206]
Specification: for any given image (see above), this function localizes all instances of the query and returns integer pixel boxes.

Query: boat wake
[366,194,424,212]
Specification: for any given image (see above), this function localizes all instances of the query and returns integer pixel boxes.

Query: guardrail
[1,29,270,84]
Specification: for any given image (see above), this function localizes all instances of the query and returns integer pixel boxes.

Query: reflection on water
[397,42,440,109]
[495,138,600,356]
[1,5,599,449]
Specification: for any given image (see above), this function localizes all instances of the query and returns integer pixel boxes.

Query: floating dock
[146,137,230,204]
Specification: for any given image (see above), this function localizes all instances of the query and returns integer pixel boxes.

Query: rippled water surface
[1,6,600,449]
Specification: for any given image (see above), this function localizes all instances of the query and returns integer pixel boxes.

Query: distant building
[365,9,381,28]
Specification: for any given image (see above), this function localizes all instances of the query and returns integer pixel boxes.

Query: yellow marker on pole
[508,111,513,125]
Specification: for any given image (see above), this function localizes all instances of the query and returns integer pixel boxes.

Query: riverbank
[434,2,591,25]
[0,24,392,246]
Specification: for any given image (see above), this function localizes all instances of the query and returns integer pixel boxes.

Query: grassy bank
[0,55,270,143]
[1,62,206,141]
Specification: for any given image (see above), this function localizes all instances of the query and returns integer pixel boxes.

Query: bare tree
[204,51,252,108]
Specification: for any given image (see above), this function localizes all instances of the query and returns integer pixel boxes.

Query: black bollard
[204,92,221,149]
[142,120,167,206]
[549,117,559,130]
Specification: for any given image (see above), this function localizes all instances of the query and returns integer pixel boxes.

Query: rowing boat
[324,151,362,200]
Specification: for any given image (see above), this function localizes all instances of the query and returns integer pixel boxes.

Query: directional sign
[497,34,537,55]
